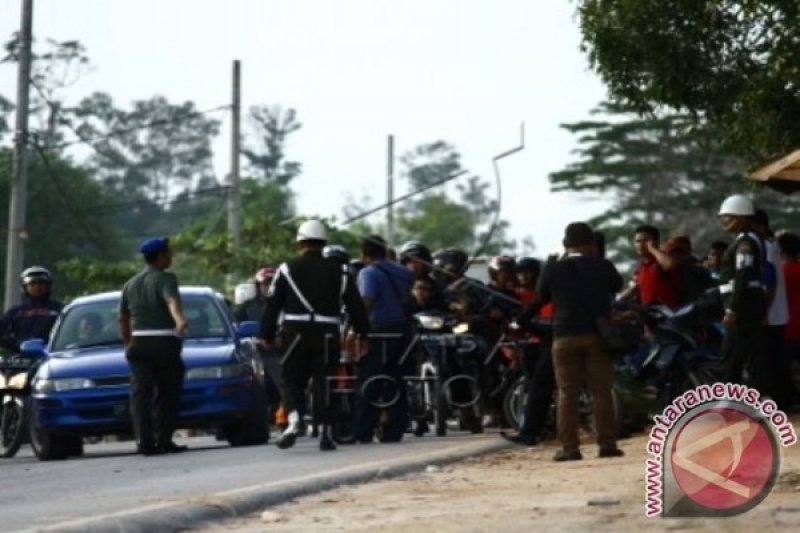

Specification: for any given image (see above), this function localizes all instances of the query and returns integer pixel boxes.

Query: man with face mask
[717,194,769,392]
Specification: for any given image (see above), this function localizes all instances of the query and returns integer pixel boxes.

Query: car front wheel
[221,386,270,446]
[30,423,81,461]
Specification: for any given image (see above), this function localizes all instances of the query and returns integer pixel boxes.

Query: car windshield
[50,294,231,352]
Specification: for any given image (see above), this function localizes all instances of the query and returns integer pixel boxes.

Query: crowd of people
[2,192,800,460]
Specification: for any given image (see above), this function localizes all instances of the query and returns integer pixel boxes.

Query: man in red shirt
[621,225,681,308]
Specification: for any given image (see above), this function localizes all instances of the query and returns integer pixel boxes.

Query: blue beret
[139,237,169,255]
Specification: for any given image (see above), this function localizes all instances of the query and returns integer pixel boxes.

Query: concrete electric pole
[4,0,34,309]
[228,59,242,251]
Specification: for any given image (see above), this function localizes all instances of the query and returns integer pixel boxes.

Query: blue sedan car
[25,287,268,460]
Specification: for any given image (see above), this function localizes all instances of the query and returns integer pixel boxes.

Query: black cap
[562,222,595,247]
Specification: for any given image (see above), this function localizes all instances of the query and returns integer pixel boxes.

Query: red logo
[670,407,777,512]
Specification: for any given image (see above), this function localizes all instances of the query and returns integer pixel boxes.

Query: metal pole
[4,0,34,308]
[228,59,241,251]
[386,134,394,247]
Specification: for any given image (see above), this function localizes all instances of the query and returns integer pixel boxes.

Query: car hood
[41,341,237,379]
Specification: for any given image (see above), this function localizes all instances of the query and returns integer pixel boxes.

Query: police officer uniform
[261,220,369,451]
[718,196,768,391]
[119,237,188,456]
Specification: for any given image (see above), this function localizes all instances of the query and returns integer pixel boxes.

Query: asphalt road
[0,431,500,532]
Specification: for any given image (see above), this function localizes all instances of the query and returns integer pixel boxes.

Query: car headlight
[34,377,95,393]
[185,364,243,380]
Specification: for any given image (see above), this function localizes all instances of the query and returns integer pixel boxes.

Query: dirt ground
[198,421,800,532]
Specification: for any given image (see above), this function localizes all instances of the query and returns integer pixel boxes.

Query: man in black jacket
[523,222,624,461]
[260,220,370,451]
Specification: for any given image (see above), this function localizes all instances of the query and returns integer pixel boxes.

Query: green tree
[550,102,799,261]
[395,141,512,254]
[243,105,302,185]
[71,92,221,198]
[0,148,124,298]
[577,0,800,160]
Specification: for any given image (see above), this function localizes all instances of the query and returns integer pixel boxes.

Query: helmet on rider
[399,241,432,264]
[20,266,53,300]
[20,266,52,287]
[323,244,350,264]
[488,255,515,274]
[514,257,540,274]
[254,267,276,284]
[432,248,468,280]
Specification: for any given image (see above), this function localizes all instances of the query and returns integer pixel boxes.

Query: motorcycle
[639,289,724,405]
[1,341,48,457]
[502,319,654,440]
[408,311,485,437]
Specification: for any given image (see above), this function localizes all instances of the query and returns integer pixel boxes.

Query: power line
[25,78,233,222]
[31,138,114,259]
[49,103,231,150]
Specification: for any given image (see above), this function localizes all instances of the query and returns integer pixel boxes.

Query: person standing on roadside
[354,235,415,443]
[261,220,370,451]
[717,195,769,393]
[523,222,624,461]
[620,225,680,308]
[119,237,189,456]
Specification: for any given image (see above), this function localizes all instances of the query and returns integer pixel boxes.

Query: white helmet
[718,194,755,216]
[234,282,257,305]
[296,219,327,242]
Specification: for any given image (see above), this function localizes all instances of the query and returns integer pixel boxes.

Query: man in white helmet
[717,194,769,392]
[260,220,370,451]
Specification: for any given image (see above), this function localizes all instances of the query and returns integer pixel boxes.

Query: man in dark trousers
[118,237,189,456]
[261,220,370,451]
[354,235,415,443]
[523,222,624,461]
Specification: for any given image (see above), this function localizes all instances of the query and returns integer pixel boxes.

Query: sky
[0,0,611,256]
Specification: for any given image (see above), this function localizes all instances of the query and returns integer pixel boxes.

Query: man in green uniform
[717,195,768,391]
[118,237,189,456]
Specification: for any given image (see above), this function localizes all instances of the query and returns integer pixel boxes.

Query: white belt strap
[719,280,763,295]
[340,264,348,298]
[279,263,315,313]
[283,313,340,324]
[132,329,176,337]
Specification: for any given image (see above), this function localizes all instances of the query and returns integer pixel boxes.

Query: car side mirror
[236,321,260,338]
[20,338,46,358]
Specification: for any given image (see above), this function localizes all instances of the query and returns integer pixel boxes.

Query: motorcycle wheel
[502,374,527,432]
[687,361,722,389]
[0,398,27,458]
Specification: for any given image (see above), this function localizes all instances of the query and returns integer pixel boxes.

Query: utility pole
[386,134,394,247]
[4,0,34,309]
[228,59,241,251]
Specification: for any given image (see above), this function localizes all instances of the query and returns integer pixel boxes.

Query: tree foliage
[0,148,124,297]
[243,105,302,185]
[395,141,512,254]
[578,0,800,160]
[551,102,800,261]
